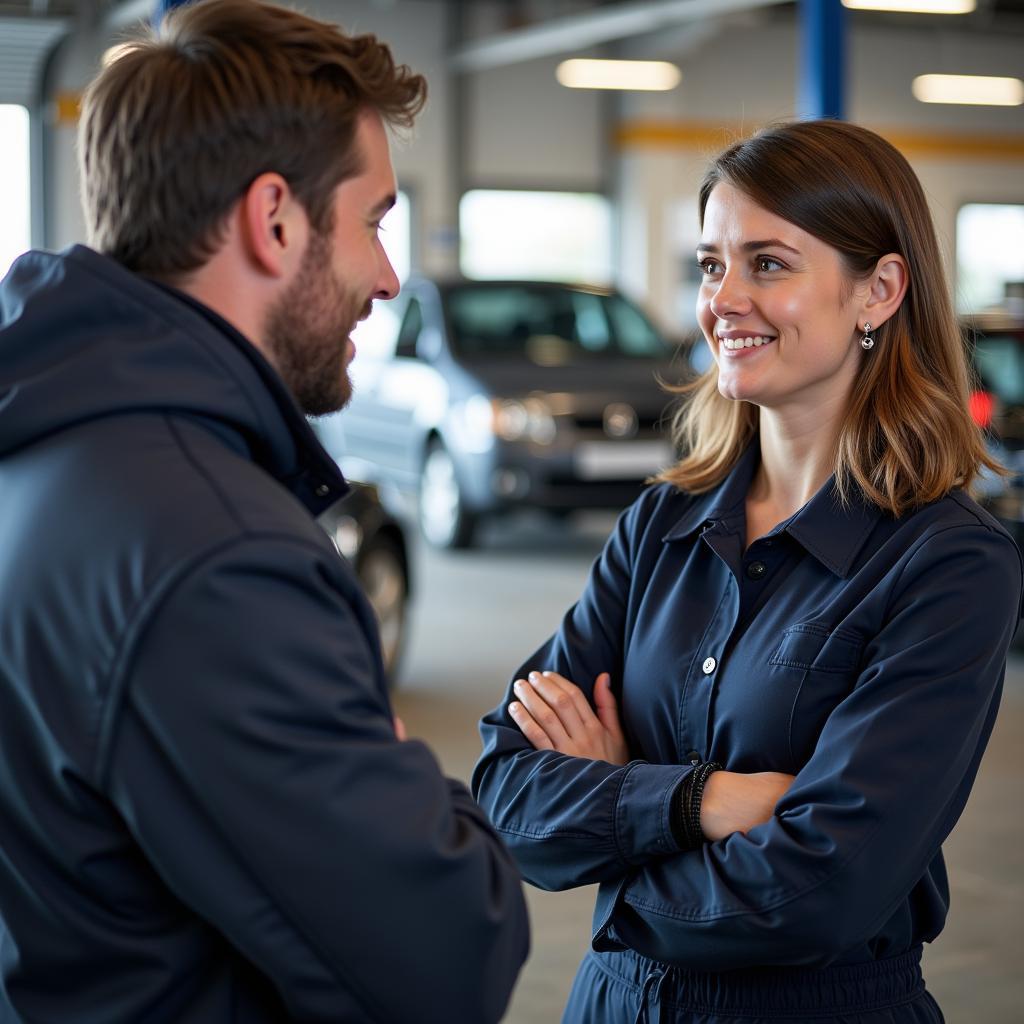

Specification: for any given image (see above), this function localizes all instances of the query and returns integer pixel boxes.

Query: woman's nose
[708,269,751,320]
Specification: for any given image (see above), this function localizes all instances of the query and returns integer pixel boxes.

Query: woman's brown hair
[658,119,1000,516]
[79,0,427,281]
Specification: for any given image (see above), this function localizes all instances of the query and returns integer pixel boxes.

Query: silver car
[317,278,683,549]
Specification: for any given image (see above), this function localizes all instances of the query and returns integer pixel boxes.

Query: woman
[472,120,1022,1023]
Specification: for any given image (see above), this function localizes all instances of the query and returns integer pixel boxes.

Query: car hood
[460,357,682,413]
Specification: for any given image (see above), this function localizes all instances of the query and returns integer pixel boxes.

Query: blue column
[154,0,193,24]
[799,0,847,120]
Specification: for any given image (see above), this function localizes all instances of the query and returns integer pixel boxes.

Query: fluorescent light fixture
[556,59,681,92]
[912,74,1024,106]
[842,0,975,12]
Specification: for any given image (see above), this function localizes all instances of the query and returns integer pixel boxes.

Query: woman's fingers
[592,673,623,738]
[507,669,628,764]
[511,676,575,746]
[507,700,555,750]
[523,671,590,736]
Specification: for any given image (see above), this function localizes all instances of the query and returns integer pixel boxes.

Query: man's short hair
[79,0,427,280]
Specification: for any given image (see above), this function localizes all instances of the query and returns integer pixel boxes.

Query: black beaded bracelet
[678,761,723,850]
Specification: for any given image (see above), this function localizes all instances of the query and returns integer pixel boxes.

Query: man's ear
[859,253,909,331]
[238,172,309,279]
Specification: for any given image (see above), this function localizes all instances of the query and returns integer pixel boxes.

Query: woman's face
[697,183,868,419]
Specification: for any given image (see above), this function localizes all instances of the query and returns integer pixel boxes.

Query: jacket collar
[663,440,882,578]
[661,442,760,544]
[157,282,349,514]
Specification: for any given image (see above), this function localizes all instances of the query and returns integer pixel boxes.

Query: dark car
[966,312,1024,647]
[317,482,411,683]
[318,277,683,548]
[967,313,1024,542]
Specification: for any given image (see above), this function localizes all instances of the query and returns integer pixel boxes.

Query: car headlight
[331,516,362,559]
[492,397,557,445]
[457,394,499,454]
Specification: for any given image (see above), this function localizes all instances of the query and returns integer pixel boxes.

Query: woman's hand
[699,770,795,841]
[508,670,629,766]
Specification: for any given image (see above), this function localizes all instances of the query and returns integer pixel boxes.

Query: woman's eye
[756,256,782,272]
[697,258,721,275]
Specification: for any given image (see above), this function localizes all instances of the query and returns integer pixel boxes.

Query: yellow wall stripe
[53,92,82,126]
[614,119,1024,161]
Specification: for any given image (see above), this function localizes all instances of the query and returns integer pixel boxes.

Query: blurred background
[2,0,1022,1019]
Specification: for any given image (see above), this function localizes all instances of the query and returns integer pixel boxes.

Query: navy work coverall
[474,442,1021,1022]
[0,246,528,1024]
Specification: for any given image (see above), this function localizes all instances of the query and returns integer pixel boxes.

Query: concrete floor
[389,511,1024,1024]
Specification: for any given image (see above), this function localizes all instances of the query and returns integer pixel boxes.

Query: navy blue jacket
[0,247,528,1023]
[474,441,1020,972]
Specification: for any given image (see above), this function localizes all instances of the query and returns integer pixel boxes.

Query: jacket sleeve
[472,492,691,892]
[597,523,1022,970]
[101,534,529,1024]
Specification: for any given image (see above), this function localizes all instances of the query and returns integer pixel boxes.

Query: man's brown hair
[79,0,426,280]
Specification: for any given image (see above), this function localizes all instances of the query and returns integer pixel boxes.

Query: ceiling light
[556,59,681,92]
[912,74,1024,106]
[842,0,975,12]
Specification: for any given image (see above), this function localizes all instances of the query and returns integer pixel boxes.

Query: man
[0,2,528,1021]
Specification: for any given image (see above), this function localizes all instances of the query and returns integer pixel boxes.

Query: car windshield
[973,334,1024,405]
[445,284,668,363]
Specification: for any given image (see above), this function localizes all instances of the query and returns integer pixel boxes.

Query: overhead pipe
[450,0,792,73]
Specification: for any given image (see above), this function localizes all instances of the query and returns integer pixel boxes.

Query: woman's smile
[718,334,776,353]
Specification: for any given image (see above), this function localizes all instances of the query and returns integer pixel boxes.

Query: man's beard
[263,230,371,416]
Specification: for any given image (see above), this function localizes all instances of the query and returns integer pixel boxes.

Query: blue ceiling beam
[154,0,193,24]
[799,0,847,120]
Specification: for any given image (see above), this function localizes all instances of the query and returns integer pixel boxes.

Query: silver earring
[860,322,875,350]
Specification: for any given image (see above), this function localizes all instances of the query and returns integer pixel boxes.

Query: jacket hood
[0,245,345,511]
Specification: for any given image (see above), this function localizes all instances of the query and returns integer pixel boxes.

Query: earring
[860,322,875,350]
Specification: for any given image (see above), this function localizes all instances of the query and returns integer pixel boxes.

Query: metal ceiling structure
[0,15,70,104]
[448,0,1024,73]
[1,0,1023,106]
[450,0,792,72]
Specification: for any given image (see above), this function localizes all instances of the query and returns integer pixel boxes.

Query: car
[317,481,412,684]
[966,312,1024,540]
[317,277,685,548]
[965,312,1024,645]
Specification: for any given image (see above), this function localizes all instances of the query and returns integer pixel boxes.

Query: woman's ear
[860,253,909,331]
[238,172,309,279]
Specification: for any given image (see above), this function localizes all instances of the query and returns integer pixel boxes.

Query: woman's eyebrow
[696,238,802,255]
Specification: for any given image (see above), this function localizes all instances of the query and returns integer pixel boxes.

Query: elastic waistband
[586,946,927,1017]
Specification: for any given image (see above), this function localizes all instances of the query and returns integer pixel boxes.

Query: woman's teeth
[721,336,774,350]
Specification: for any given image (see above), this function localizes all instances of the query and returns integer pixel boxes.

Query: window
[348,189,411,359]
[459,190,611,284]
[381,189,411,285]
[0,105,31,279]
[956,203,1024,315]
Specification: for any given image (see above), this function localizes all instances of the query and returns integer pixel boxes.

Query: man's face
[265,110,400,415]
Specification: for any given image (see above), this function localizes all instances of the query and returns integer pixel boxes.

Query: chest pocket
[768,623,865,767]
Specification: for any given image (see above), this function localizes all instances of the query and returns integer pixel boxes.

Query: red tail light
[969,389,994,430]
